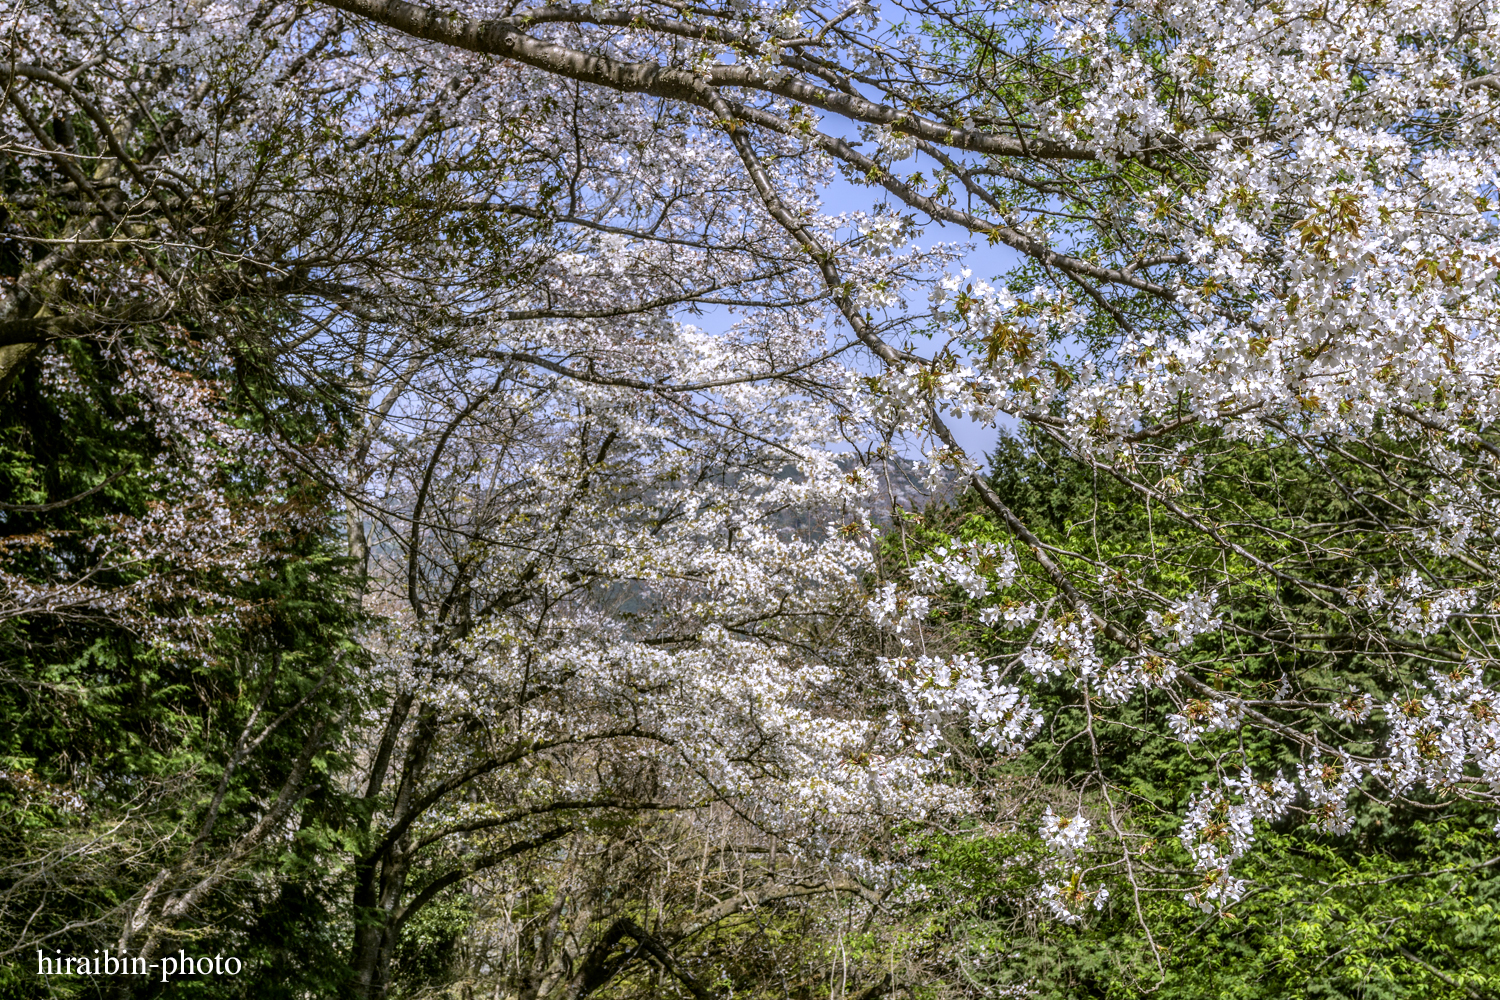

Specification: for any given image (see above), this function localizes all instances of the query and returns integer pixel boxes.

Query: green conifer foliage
[0,336,363,999]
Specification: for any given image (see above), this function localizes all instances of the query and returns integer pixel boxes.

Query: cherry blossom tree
[3,4,947,996]
[326,0,1500,954]
[10,0,1500,994]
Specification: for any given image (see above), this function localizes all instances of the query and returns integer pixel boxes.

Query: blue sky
[677,168,1024,462]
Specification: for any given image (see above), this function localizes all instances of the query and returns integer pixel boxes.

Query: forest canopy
[2,0,1499,997]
